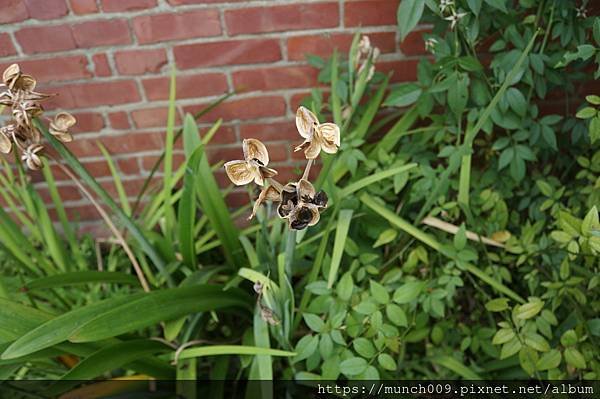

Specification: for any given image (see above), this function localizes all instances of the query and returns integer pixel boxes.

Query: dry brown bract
[0,64,76,170]
[224,107,336,230]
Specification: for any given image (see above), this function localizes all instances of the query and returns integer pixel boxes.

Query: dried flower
[21,144,44,170]
[445,11,467,30]
[249,184,280,220]
[0,64,73,170]
[259,305,280,325]
[277,179,328,230]
[354,35,380,83]
[49,112,76,143]
[294,106,340,160]
[425,37,439,53]
[224,138,278,186]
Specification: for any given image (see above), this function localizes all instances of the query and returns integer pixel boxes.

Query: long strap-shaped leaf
[38,121,171,284]
[360,193,524,303]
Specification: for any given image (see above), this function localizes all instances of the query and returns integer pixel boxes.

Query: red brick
[140,153,185,172]
[101,0,156,12]
[344,0,399,27]
[130,107,182,129]
[72,19,131,48]
[69,0,98,14]
[15,26,76,54]
[287,32,396,60]
[142,73,228,101]
[133,10,220,45]
[0,34,17,57]
[24,0,68,20]
[1,55,91,82]
[232,66,318,92]
[378,59,419,82]
[108,112,130,130]
[400,29,428,56]
[290,91,312,111]
[62,204,102,222]
[168,0,248,4]
[114,49,167,75]
[44,81,140,109]
[225,3,339,35]
[70,132,163,157]
[226,191,250,208]
[200,124,236,143]
[92,53,112,77]
[240,120,297,142]
[175,39,281,69]
[37,185,82,203]
[185,96,286,122]
[70,112,105,133]
[0,0,29,23]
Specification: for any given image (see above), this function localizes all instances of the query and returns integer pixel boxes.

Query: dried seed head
[224,138,278,187]
[293,106,340,160]
[49,112,76,143]
[21,144,44,170]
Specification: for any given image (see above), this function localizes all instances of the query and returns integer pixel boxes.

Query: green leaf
[2,294,143,359]
[536,349,561,371]
[576,107,597,119]
[385,304,407,327]
[560,330,578,347]
[393,281,425,304]
[340,357,368,376]
[353,338,376,358]
[500,337,522,359]
[519,347,538,376]
[515,299,544,320]
[506,87,527,116]
[378,353,397,371]
[303,314,325,333]
[485,298,510,312]
[586,95,600,105]
[327,209,353,288]
[0,298,52,343]
[454,223,467,250]
[397,0,425,41]
[373,229,397,248]
[384,83,422,107]
[448,73,469,116]
[336,272,354,301]
[590,116,600,144]
[176,345,295,360]
[22,272,137,291]
[370,280,390,304]
[582,206,599,236]
[484,0,507,13]
[524,332,550,352]
[587,319,600,336]
[178,143,201,269]
[339,163,417,198]
[69,285,251,342]
[564,347,586,369]
[492,328,515,345]
[294,335,318,362]
[431,356,482,379]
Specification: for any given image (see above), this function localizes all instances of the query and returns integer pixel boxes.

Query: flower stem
[302,159,313,181]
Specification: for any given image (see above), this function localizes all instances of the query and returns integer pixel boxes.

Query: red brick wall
[0,0,423,229]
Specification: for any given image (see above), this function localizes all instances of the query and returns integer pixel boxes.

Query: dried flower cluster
[224,106,340,230]
[0,64,76,170]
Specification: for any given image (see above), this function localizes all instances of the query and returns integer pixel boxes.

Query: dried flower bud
[21,144,44,170]
[259,305,280,325]
[0,125,13,154]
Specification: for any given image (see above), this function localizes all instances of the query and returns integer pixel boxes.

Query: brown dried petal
[297,178,316,202]
[224,160,256,186]
[0,130,12,154]
[249,185,280,220]
[243,138,269,166]
[304,139,321,160]
[22,144,44,170]
[296,106,319,140]
[259,166,278,179]
[318,123,340,154]
[2,64,20,87]
[51,112,76,131]
[14,75,36,91]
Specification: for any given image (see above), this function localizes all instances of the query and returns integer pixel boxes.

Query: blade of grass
[339,163,417,198]
[431,355,482,380]
[22,271,138,291]
[39,121,171,286]
[331,49,342,127]
[131,91,234,216]
[176,345,294,360]
[326,209,353,289]
[178,146,201,269]
[360,193,524,303]
[97,142,131,216]
[162,67,177,234]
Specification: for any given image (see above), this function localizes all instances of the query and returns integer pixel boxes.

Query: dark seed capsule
[313,191,328,207]
[252,158,264,166]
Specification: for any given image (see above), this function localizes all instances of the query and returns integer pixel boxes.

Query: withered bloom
[294,106,340,160]
[249,184,280,220]
[21,144,44,170]
[49,112,76,143]
[278,179,328,230]
[0,64,73,170]
[224,138,278,186]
